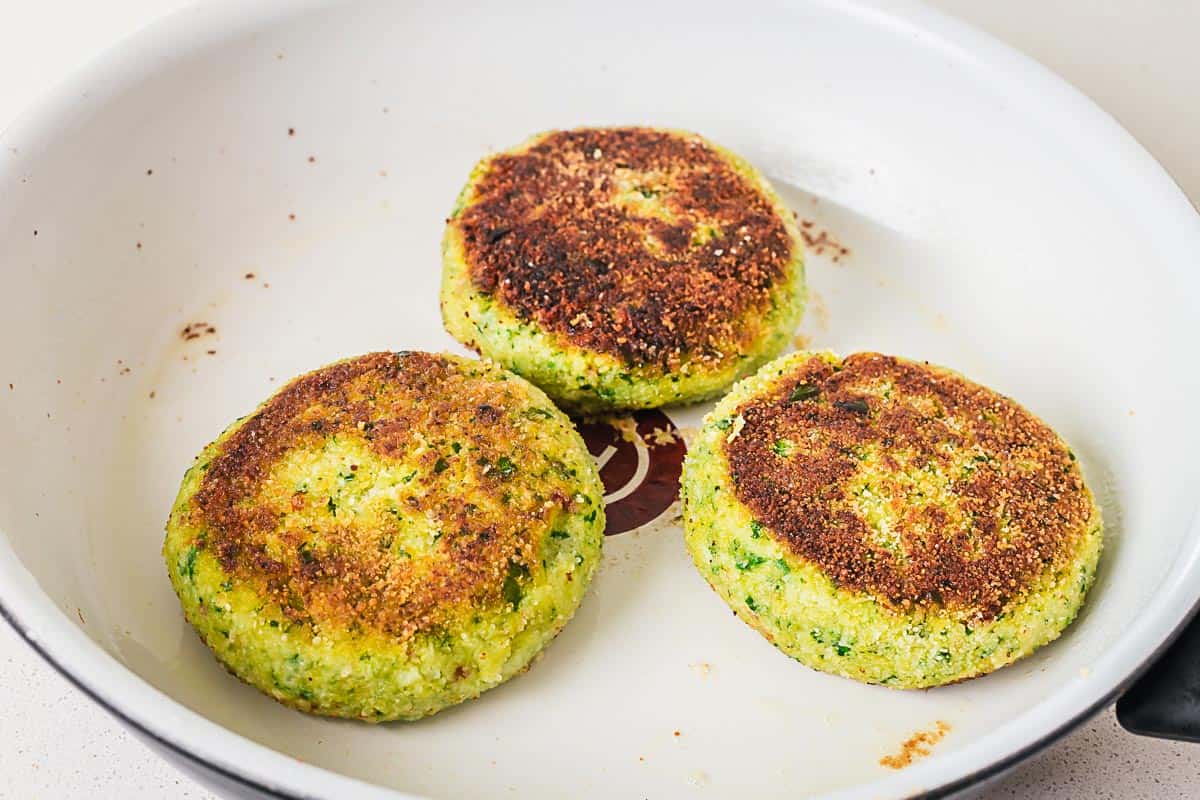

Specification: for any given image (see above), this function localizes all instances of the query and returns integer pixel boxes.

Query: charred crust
[451,128,800,372]
[189,352,580,641]
[724,353,1093,619]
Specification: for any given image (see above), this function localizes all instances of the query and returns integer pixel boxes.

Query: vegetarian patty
[164,352,604,720]
[681,351,1101,688]
[442,127,806,412]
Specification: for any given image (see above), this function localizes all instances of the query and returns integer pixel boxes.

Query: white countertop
[1,1,1197,797]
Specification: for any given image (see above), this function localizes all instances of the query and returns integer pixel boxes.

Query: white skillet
[2,1,1199,797]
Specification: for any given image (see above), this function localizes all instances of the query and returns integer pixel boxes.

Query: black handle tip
[1116,607,1200,743]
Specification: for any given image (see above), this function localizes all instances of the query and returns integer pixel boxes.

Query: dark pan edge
[0,601,304,800]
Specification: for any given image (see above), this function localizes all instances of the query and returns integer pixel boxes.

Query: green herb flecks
[789,383,819,403]
[182,546,199,581]
[495,456,517,478]
[735,553,768,571]
[502,560,529,609]
[834,398,870,415]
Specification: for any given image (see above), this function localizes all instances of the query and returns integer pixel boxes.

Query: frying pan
[2,1,1199,797]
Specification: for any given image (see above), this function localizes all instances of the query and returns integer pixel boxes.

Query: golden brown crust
[451,127,798,371]
[723,353,1092,620]
[189,352,582,641]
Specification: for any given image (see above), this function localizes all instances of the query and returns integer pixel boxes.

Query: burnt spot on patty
[188,352,587,642]
[723,353,1093,620]
[450,128,800,372]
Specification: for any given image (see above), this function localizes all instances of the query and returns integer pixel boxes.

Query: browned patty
[187,352,582,642]
[450,127,799,371]
[724,353,1092,620]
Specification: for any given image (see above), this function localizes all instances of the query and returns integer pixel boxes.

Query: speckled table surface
[1,1,1198,797]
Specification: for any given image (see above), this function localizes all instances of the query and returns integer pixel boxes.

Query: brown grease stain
[880,721,951,769]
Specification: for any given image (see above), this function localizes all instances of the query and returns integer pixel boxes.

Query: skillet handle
[1116,609,1200,742]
